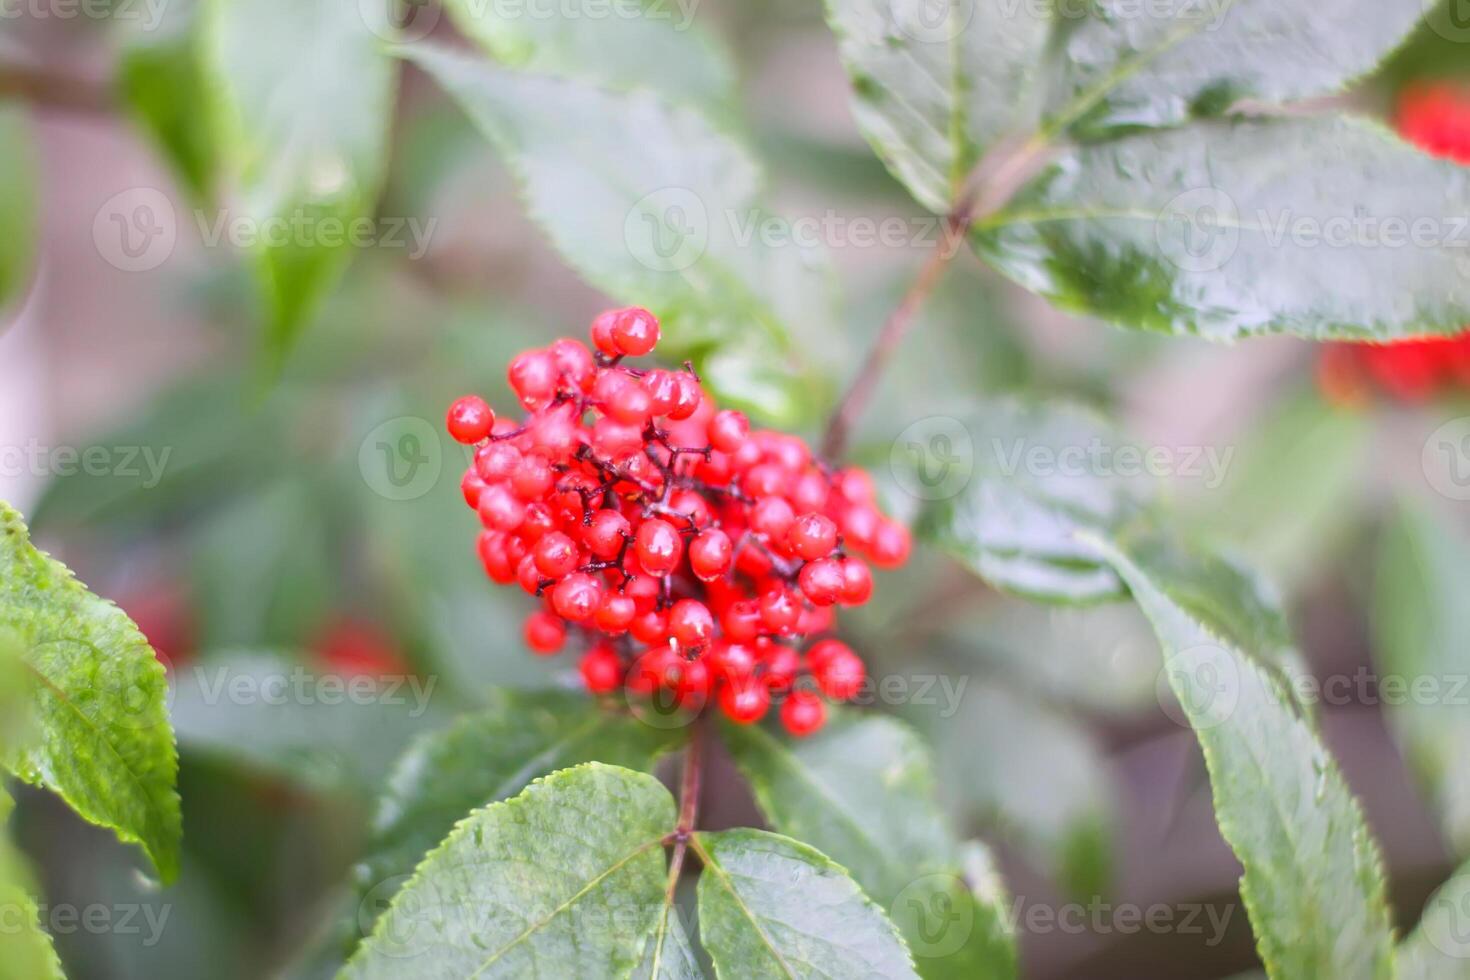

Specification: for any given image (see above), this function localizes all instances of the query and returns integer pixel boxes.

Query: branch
[820,134,1054,460]
[663,713,708,897]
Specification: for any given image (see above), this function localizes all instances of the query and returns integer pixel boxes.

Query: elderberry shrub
[446,307,910,737]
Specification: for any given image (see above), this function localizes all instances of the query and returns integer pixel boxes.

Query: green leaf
[823,0,1053,213]
[0,503,181,883]
[723,715,1015,978]
[116,0,218,202]
[1044,0,1425,138]
[202,0,396,363]
[353,691,683,929]
[0,790,64,980]
[405,45,835,426]
[913,398,1155,603]
[975,116,1470,341]
[0,104,38,317]
[1093,534,1395,979]
[442,0,739,124]
[1374,503,1470,854]
[694,828,919,979]
[342,762,675,979]
[1399,861,1470,978]
[633,883,703,980]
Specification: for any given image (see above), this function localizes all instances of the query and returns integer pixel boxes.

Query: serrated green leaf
[723,715,1015,979]
[975,116,1470,341]
[913,398,1155,603]
[0,104,38,318]
[1374,503,1470,855]
[634,888,704,980]
[694,828,919,979]
[202,0,396,363]
[1094,534,1394,979]
[342,762,675,979]
[1399,862,1470,979]
[116,0,218,202]
[823,0,1052,213]
[1044,0,1424,138]
[352,690,683,930]
[443,0,738,124]
[0,503,181,884]
[405,45,835,426]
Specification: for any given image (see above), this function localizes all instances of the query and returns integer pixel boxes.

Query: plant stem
[820,135,1053,460]
[0,62,113,115]
[663,714,708,897]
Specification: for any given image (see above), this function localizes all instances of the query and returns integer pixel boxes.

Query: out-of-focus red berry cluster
[446,308,910,737]
[1317,82,1470,404]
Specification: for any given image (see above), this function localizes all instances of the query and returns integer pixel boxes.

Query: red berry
[475,442,521,482]
[478,483,526,532]
[721,599,763,643]
[720,679,770,724]
[549,338,596,390]
[710,642,757,683]
[781,690,827,737]
[591,417,644,457]
[839,559,873,605]
[594,592,636,633]
[552,573,601,622]
[508,350,557,407]
[584,509,631,559]
[668,372,702,420]
[635,518,683,575]
[689,529,733,581]
[750,497,795,541]
[668,599,714,648]
[788,513,838,561]
[869,519,912,569]
[609,307,660,356]
[533,532,579,578]
[447,396,495,444]
[606,382,653,425]
[590,309,622,355]
[807,639,852,672]
[580,645,623,693]
[708,410,749,454]
[814,649,865,700]
[461,470,486,509]
[630,609,669,645]
[759,585,801,634]
[762,644,800,692]
[798,557,845,607]
[523,611,565,654]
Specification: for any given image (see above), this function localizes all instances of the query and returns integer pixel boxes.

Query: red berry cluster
[1314,82,1470,405]
[446,307,910,737]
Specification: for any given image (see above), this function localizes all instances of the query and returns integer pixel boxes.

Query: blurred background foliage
[1,1,1469,978]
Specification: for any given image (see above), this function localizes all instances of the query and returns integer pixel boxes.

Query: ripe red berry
[461,470,486,509]
[869,519,912,569]
[608,307,660,356]
[762,644,800,692]
[788,513,838,561]
[839,559,873,605]
[579,645,623,693]
[549,338,596,390]
[533,532,579,578]
[798,557,845,607]
[635,519,683,575]
[523,611,565,654]
[759,585,801,634]
[807,639,852,672]
[668,599,714,648]
[594,592,636,633]
[478,483,526,532]
[721,599,763,643]
[590,309,622,355]
[720,678,771,724]
[606,382,653,425]
[708,410,749,454]
[508,350,557,407]
[814,648,865,700]
[584,509,631,559]
[447,396,495,444]
[710,642,757,683]
[689,529,733,581]
[551,572,601,622]
[781,690,827,737]
[475,442,521,482]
